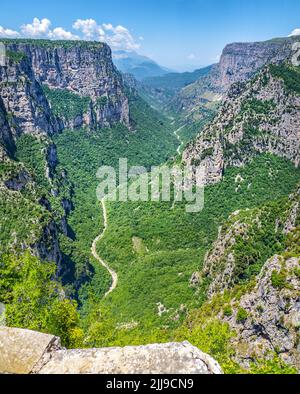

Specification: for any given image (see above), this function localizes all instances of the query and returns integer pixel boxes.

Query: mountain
[177,59,300,369]
[1,35,300,374]
[170,36,300,122]
[0,39,178,345]
[113,50,171,80]
[88,39,300,372]
[143,66,213,91]
[183,63,300,184]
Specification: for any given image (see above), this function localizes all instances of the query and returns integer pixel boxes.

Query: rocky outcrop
[0,96,15,157]
[0,327,223,374]
[183,65,300,185]
[225,255,300,369]
[0,327,60,374]
[217,37,296,90]
[0,49,60,138]
[2,40,130,132]
[201,185,300,296]
[171,36,300,120]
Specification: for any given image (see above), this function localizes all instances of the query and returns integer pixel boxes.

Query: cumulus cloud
[289,28,300,37]
[73,19,140,50]
[21,18,51,37]
[0,26,20,38]
[73,18,105,40]
[48,27,79,40]
[0,17,141,51]
[105,24,140,51]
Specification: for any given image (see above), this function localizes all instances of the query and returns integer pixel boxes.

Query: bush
[223,305,233,317]
[236,307,248,323]
[271,270,288,289]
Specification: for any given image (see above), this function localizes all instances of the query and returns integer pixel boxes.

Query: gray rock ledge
[0,327,223,374]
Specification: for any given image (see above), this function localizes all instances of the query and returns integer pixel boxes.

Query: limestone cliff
[0,47,60,138]
[194,185,300,369]
[183,64,300,185]
[171,36,300,121]
[0,39,130,270]
[2,39,130,131]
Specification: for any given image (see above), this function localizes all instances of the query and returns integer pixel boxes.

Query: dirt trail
[91,119,184,298]
[91,199,118,298]
[173,124,185,155]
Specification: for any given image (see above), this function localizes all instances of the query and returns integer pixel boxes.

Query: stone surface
[0,327,59,374]
[1,40,130,132]
[36,341,222,375]
[226,256,300,369]
[0,328,223,374]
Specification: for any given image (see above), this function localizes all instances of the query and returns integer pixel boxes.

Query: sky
[1,0,300,71]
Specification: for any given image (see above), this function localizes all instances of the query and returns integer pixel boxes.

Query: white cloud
[105,24,140,51]
[73,19,140,51]
[21,17,51,37]
[187,53,196,60]
[0,17,141,51]
[48,27,79,40]
[289,28,300,37]
[73,19,105,40]
[103,23,113,31]
[0,26,20,38]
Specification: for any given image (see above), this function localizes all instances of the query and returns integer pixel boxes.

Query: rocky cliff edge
[0,327,223,374]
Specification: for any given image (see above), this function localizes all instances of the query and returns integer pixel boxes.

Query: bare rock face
[0,328,223,374]
[218,38,295,90]
[0,327,60,374]
[226,256,300,369]
[183,66,300,185]
[3,40,130,131]
[0,40,130,142]
[0,96,15,157]
[197,185,300,369]
[171,36,299,118]
[0,50,60,138]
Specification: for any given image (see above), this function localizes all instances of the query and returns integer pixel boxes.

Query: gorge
[0,33,300,374]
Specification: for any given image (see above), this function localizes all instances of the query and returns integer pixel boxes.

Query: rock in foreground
[0,327,223,374]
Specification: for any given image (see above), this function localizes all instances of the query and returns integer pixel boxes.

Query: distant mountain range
[112,50,173,80]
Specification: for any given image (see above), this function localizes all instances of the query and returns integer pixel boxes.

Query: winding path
[91,120,184,298]
[173,124,185,155]
[91,199,118,298]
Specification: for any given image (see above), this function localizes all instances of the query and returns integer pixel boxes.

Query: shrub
[223,305,233,317]
[271,270,288,289]
[236,307,248,323]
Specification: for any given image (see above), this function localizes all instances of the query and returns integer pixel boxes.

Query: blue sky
[1,0,300,71]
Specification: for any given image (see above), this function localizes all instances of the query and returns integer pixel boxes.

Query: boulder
[0,328,223,374]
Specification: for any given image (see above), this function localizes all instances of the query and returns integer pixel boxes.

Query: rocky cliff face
[0,39,130,136]
[195,185,300,369]
[183,64,300,185]
[226,255,300,369]
[0,49,60,138]
[0,39,130,269]
[171,36,300,120]
[0,97,15,158]
[217,37,296,90]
